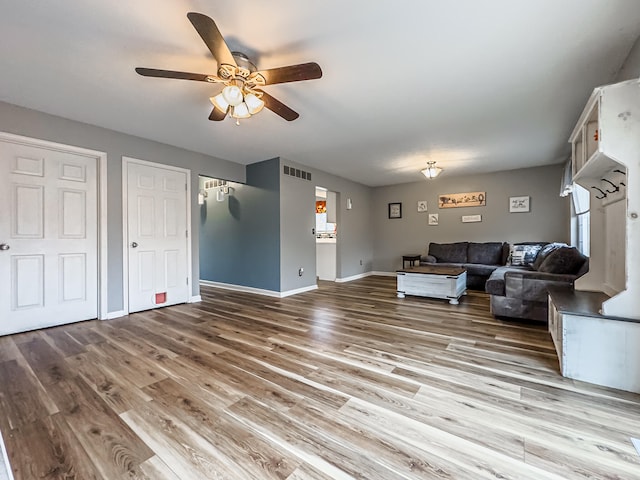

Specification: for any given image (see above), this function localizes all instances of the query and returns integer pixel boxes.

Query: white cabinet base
[549,288,640,394]
[397,270,466,304]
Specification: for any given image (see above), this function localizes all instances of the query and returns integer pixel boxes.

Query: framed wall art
[428,213,439,225]
[462,214,482,223]
[509,196,530,213]
[417,200,428,212]
[438,191,486,208]
[388,202,402,219]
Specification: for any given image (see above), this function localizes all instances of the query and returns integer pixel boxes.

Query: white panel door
[127,162,189,313]
[0,140,97,335]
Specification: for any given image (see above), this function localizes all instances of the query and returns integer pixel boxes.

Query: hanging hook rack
[591,186,607,199]
[601,178,620,193]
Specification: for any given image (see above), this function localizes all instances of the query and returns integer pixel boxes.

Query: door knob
[0,243,9,251]
[131,242,138,248]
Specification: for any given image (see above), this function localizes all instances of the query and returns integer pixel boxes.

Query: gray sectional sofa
[419,241,588,322]
[486,243,588,322]
[420,241,510,290]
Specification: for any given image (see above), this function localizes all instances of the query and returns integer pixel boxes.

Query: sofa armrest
[504,270,577,302]
[420,254,437,263]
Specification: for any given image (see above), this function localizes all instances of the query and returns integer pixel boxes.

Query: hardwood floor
[1,276,640,479]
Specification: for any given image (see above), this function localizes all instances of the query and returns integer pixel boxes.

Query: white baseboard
[188,295,202,303]
[200,280,317,298]
[334,271,397,283]
[200,280,281,297]
[335,272,373,283]
[104,310,127,320]
[280,285,318,297]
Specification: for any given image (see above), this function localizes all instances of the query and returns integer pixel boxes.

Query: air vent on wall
[283,165,311,181]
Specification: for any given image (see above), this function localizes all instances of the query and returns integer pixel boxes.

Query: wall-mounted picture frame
[388,202,402,219]
[417,200,428,212]
[428,213,439,225]
[438,191,486,208]
[462,214,482,223]
[509,196,530,213]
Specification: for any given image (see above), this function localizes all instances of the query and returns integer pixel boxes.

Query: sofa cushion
[532,243,566,270]
[509,242,547,266]
[464,263,501,278]
[538,247,587,275]
[428,242,468,263]
[485,266,530,296]
[467,242,504,265]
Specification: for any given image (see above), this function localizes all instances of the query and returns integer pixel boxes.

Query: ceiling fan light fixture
[244,93,265,115]
[210,93,229,112]
[421,161,443,179]
[231,102,250,119]
[222,84,243,106]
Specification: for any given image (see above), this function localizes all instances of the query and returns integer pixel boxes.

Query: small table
[402,254,421,269]
[396,265,467,304]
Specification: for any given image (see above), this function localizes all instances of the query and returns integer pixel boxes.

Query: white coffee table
[396,265,467,304]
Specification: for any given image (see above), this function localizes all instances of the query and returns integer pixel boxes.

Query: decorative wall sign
[462,214,482,223]
[438,191,486,208]
[388,202,402,219]
[417,200,428,212]
[428,213,439,225]
[509,196,530,213]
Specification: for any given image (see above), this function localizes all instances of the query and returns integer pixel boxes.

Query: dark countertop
[547,286,639,323]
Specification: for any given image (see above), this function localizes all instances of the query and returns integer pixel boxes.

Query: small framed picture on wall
[509,196,530,213]
[388,202,402,219]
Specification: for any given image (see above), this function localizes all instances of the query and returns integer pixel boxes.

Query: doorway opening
[315,186,338,282]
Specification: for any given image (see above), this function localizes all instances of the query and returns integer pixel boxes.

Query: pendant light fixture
[421,161,443,179]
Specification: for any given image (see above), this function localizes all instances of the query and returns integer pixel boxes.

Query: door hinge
[186,277,189,285]
[185,183,188,191]
[186,229,188,238]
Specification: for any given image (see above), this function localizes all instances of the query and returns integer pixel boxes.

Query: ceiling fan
[135,12,322,123]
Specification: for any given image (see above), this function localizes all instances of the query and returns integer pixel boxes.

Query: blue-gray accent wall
[199,158,281,291]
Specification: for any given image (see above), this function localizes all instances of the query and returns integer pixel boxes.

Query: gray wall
[199,159,281,291]
[616,34,640,81]
[280,157,374,286]
[0,101,245,312]
[371,164,570,272]
[280,160,316,292]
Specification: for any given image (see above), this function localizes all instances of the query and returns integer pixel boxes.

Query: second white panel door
[127,161,189,313]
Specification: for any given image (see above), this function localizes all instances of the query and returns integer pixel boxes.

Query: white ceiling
[1,1,639,186]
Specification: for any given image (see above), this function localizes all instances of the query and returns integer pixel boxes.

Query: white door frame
[0,131,109,320]
[121,156,192,314]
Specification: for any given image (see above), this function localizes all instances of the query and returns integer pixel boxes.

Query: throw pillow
[532,242,566,270]
[538,247,587,275]
[509,243,544,266]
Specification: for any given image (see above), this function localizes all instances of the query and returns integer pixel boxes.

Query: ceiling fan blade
[254,62,322,85]
[260,91,299,121]
[135,67,211,82]
[187,12,237,69]
[208,106,227,121]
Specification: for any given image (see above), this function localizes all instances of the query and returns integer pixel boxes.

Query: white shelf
[570,79,640,320]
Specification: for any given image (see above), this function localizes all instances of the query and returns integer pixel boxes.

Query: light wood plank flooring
[1,276,640,479]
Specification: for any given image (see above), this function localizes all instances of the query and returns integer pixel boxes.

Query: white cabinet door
[0,140,97,335]
[127,161,189,313]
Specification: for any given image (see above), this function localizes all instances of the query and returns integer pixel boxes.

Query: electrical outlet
[298,267,304,276]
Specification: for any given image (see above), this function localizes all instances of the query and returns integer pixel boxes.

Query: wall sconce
[198,189,208,205]
[346,198,352,210]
